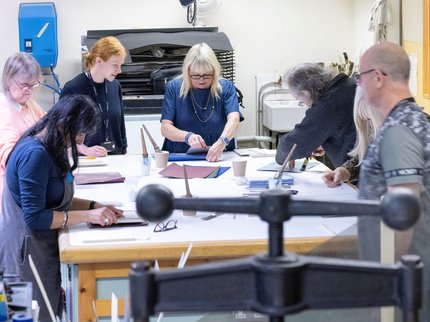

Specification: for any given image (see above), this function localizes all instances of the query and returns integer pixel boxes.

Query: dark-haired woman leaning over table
[161,42,242,162]
[0,95,123,322]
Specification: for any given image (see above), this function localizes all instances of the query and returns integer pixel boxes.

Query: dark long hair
[23,94,99,175]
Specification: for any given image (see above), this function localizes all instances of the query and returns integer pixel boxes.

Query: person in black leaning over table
[275,63,357,169]
[161,43,243,162]
[60,36,128,156]
[0,95,123,322]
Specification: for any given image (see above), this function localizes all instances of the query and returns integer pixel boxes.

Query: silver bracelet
[61,210,69,229]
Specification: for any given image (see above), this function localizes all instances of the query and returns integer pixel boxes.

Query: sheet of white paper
[77,229,146,244]
[78,157,108,167]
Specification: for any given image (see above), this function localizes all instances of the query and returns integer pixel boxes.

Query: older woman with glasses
[275,63,357,169]
[0,52,99,213]
[161,43,242,162]
[0,52,46,213]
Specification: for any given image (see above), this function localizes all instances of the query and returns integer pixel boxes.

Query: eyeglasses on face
[153,219,178,233]
[353,69,388,83]
[15,80,40,90]
[190,74,214,80]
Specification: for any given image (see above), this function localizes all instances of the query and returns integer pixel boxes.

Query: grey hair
[284,63,335,103]
[2,52,41,99]
[180,43,221,99]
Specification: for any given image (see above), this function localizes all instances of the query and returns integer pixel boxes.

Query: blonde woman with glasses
[161,43,242,162]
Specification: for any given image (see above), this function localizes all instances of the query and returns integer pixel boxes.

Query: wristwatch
[219,136,230,145]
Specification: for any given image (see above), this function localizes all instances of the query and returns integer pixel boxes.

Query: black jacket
[275,73,357,168]
[60,73,127,154]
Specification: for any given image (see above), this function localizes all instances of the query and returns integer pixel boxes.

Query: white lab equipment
[262,100,308,132]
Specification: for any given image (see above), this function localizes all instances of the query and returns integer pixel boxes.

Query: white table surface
[67,152,358,247]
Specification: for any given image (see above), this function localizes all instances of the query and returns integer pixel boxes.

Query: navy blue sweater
[60,73,127,154]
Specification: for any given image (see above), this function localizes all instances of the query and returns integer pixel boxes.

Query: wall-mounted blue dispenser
[18,2,58,68]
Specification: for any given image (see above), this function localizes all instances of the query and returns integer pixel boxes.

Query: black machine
[131,185,423,322]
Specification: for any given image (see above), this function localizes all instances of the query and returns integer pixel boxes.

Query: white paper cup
[154,151,169,168]
[232,160,247,177]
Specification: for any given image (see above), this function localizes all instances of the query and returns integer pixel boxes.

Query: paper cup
[154,151,169,168]
[232,160,247,177]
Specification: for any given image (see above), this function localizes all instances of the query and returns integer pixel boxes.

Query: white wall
[403,0,422,42]
[1,0,383,137]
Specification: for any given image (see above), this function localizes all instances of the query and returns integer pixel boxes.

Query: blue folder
[168,153,207,161]
[245,176,294,188]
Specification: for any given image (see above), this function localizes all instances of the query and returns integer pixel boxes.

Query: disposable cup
[232,160,247,177]
[154,151,169,168]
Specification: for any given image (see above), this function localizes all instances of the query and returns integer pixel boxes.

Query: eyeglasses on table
[153,219,178,233]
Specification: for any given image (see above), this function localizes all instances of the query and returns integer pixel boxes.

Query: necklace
[190,89,213,110]
[190,90,215,123]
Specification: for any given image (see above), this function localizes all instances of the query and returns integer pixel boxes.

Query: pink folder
[159,163,219,179]
[74,172,125,185]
